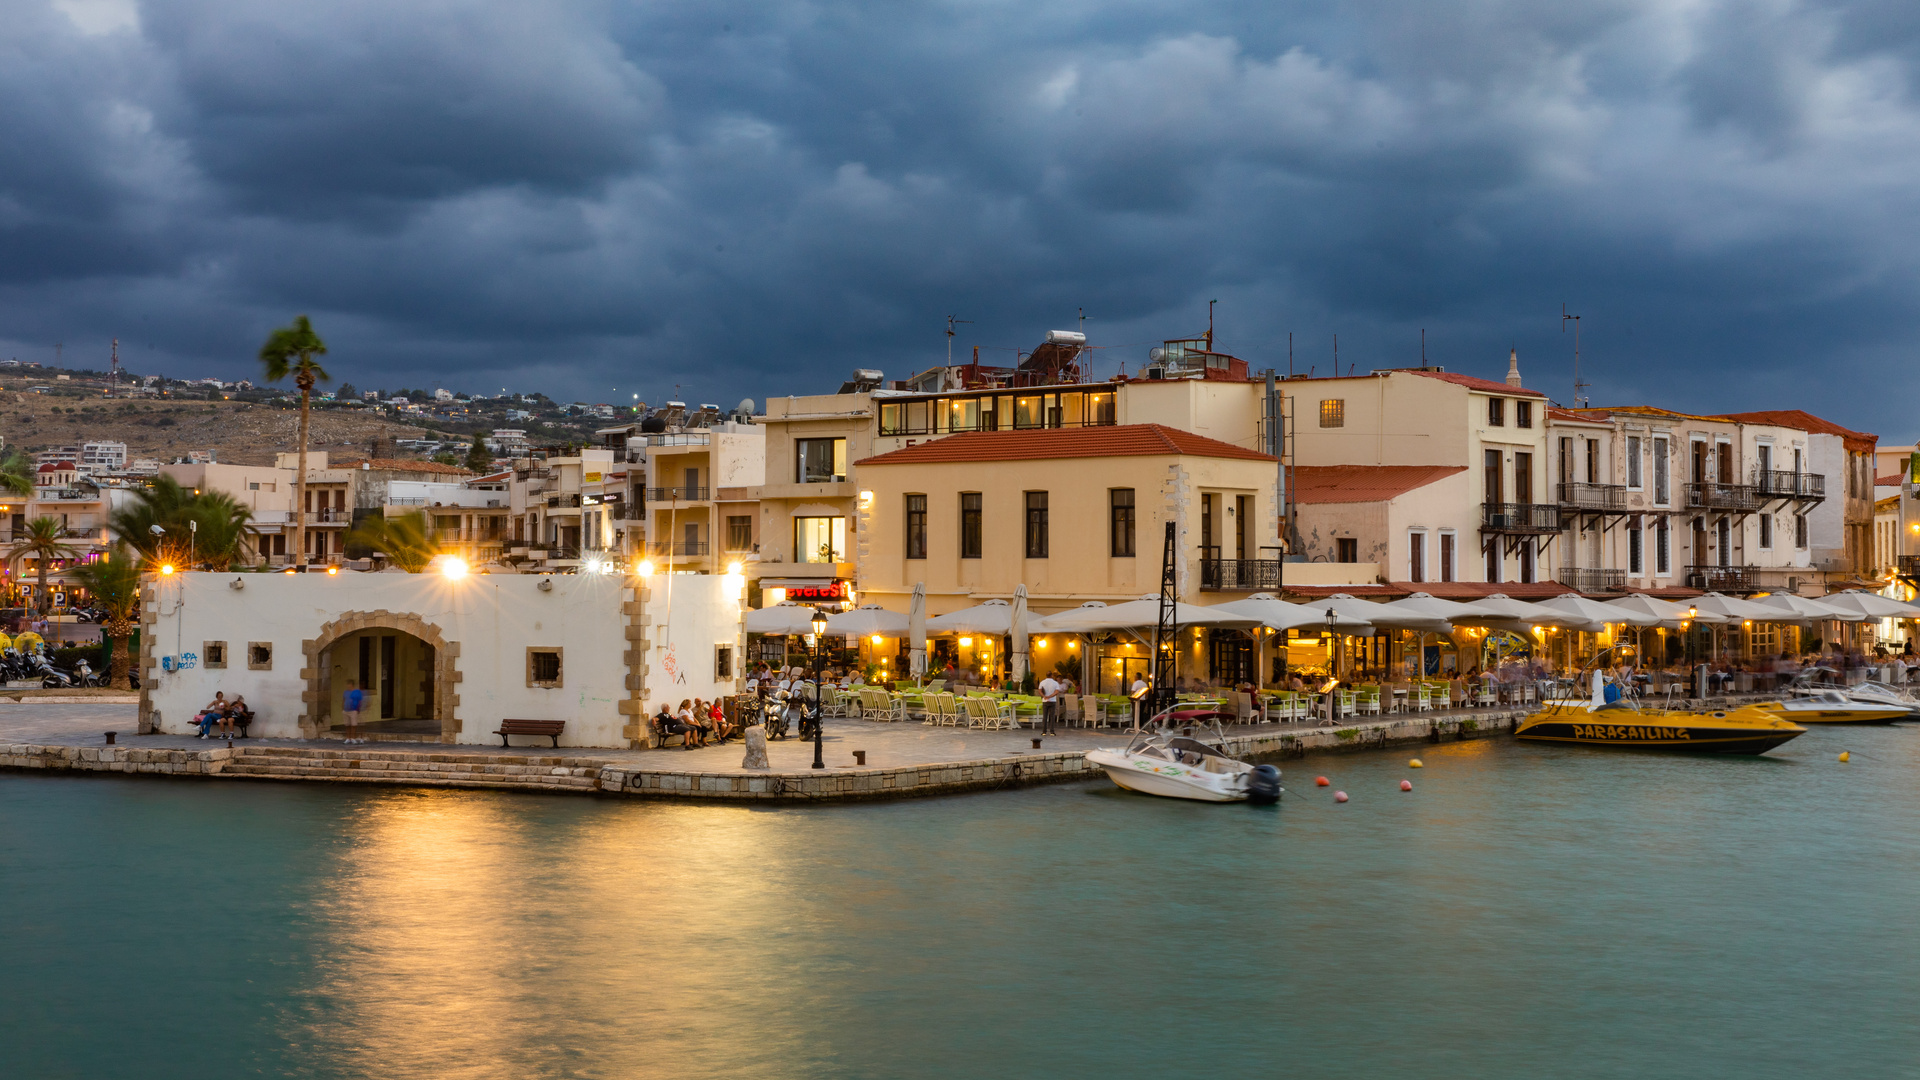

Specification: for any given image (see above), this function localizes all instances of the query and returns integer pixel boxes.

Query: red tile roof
[331,457,475,476]
[853,424,1275,466]
[1292,465,1466,504]
[1877,473,1904,486]
[36,462,73,472]
[1402,369,1546,398]
[1713,409,1878,454]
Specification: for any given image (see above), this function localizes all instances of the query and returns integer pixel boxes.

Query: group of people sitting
[650,697,738,749]
[192,691,255,739]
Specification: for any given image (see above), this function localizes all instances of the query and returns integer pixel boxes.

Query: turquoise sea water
[4,727,1919,1079]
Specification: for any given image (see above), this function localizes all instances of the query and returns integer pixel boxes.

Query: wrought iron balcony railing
[1687,564,1757,592]
[1556,483,1627,511]
[1752,470,1826,500]
[1200,558,1284,591]
[1558,567,1626,592]
[1685,482,1759,511]
[645,486,710,502]
[1482,503,1561,532]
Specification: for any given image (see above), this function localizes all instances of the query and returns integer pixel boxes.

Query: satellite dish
[737,398,755,414]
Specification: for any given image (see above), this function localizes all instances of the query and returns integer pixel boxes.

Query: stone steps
[221,751,605,791]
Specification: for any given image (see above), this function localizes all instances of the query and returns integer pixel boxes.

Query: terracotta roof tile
[1877,472,1903,486]
[1292,464,1466,504]
[853,424,1275,466]
[1402,369,1546,398]
[1713,409,1878,453]
[331,457,475,476]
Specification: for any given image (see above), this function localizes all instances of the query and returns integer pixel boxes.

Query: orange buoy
[1315,776,1330,787]
[1839,751,1851,762]
[1400,780,1413,792]
[1333,790,1349,803]
[1409,758,1424,768]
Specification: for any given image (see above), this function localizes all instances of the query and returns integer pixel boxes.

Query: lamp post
[809,607,829,769]
[1324,607,1339,724]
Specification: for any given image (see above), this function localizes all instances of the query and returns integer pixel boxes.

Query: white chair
[1412,685,1433,713]
[1474,683,1497,708]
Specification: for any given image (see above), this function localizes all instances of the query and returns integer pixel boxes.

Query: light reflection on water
[4,728,1920,1079]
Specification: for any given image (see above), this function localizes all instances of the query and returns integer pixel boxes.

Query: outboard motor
[1247,764,1283,804]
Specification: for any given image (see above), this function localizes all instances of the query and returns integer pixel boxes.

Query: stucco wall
[140,571,742,747]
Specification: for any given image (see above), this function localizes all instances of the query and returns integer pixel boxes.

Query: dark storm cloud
[2,0,1918,438]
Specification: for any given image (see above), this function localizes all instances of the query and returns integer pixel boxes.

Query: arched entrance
[301,611,462,742]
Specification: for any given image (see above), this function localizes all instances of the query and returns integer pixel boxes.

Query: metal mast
[1563,305,1585,408]
[1151,520,1178,720]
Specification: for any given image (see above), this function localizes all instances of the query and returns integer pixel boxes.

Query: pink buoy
[1333,790,1349,803]
[1400,780,1413,792]
[1315,776,1330,787]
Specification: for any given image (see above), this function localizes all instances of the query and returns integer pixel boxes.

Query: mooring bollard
[1031,737,1043,749]
[853,750,866,766]
[104,731,116,745]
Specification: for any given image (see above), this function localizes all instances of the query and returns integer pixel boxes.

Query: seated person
[707,698,734,741]
[652,703,697,748]
[223,695,254,737]
[194,692,229,738]
[679,699,709,747]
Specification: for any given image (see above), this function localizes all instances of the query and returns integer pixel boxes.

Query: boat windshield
[1166,737,1228,759]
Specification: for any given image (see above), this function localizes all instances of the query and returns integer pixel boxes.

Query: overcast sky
[3,0,1917,439]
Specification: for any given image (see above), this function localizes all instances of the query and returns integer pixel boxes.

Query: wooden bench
[496,718,565,747]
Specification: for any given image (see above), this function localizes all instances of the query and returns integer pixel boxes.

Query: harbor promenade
[0,699,1551,799]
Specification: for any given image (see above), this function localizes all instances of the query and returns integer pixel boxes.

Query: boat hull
[1086,749,1248,802]
[1515,710,1805,755]
[1758,704,1910,725]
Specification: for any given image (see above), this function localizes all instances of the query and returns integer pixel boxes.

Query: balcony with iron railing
[1482,503,1562,533]
[1685,482,1759,511]
[1556,482,1627,511]
[1558,567,1626,592]
[1200,558,1284,591]
[546,494,582,509]
[1687,564,1758,592]
[645,486,710,502]
[303,508,351,525]
[1752,470,1826,500]
[1899,554,1920,580]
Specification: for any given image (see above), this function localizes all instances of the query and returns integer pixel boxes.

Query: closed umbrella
[1010,584,1030,685]
[926,598,1013,635]
[907,582,927,678]
[745,601,821,635]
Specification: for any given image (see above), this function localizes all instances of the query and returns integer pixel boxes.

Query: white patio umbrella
[1450,594,1604,632]
[907,582,927,678]
[1209,593,1357,632]
[825,604,908,636]
[1688,592,1782,622]
[1378,592,1500,626]
[1817,590,1920,621]
[1606,593,1728,627]
[745,601,823,635]
[1746,593,1849,622]
[925,598,1014,635]
[1536,593,1662,628]
[1035,595,1260,632]
[1010,584,1030,684]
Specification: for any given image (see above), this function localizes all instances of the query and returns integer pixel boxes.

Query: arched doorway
[302,611,461,742]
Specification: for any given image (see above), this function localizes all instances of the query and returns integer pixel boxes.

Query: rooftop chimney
[1505,348,1522,388]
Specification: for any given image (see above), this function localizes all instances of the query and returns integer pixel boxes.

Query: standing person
[1037,671,1064,735]
[342,680,366,744]
[1129,672,1151,731]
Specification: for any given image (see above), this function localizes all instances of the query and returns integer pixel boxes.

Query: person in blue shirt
[342,680,366,744]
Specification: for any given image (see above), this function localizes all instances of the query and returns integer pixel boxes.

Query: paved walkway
[0,702,1539,774]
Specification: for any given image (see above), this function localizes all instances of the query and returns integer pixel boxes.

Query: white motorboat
[1780,670,1919,722]
[1086,720,1281,803]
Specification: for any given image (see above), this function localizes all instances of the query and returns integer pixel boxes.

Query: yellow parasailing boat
[1514,646,1806,756]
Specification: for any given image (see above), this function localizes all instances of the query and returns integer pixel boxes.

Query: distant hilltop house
[434,388,454,402]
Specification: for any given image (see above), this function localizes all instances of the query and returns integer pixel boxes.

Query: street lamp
[809,607,829,769]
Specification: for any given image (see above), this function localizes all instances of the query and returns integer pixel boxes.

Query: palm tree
[67,545,143,688]
[0,450,35,498]
[259,315,330,567]
[345,510,437,572]
[10,517,78,614]
[109,475,259,570]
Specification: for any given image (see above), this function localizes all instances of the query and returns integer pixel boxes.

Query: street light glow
[159,564,175,575]
[440,557,469,580]
[637,559,655,577]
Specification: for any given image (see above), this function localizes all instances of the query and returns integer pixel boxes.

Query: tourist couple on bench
[652,697,736,749]
[193,692,254,739]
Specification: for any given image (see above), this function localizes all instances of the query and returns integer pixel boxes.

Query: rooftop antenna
[1288,332,1294,378]
[1421,328,1426,366]
[1334,334,1338,373]
[1078,307,1086,336]
[1562,304,1586,407]
[1206,299,1217,351]
[945,314,972,367]
[108,338,120,398]
[54,342,62,367]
